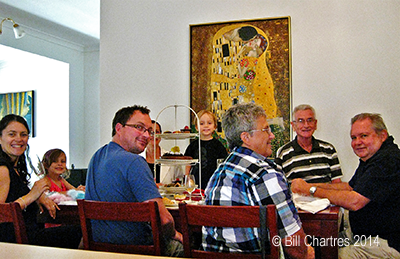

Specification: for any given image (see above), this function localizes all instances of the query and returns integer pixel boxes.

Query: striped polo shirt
[275,136,343,183]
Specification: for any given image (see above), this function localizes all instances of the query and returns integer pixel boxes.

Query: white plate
[156,133,198,139]
[164,200,179,208]
[156,159,198,165]
[159,186,187,194]
[159,185,198,194]
[184,200,199,205]
[58,200,78,206]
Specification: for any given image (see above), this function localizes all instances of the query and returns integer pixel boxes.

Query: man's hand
[173,231,183,243]
[291,179,311,196]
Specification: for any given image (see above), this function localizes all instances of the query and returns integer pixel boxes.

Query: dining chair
[179,203,279,259]
[77,199,163,255]
[0,202,28,244]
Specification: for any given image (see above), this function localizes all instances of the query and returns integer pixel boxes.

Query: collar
[294,136,319,152]
[234,146,277,169]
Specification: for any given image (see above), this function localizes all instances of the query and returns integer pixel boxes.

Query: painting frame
[190,17,292,157]
[0,90,35,137]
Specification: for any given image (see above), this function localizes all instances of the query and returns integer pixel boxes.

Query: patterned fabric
[202,146,301,253]
[275,136,342,183]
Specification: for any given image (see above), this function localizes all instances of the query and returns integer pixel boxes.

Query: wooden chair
[77,199,162,255]
[179,203,279,258]
[0,202,28,244]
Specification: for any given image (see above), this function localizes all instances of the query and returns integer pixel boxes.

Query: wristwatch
[309,186,317,197]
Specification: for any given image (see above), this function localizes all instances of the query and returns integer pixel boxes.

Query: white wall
[100,0,400,181]
[0,45,69,165]
[0,12,100,169]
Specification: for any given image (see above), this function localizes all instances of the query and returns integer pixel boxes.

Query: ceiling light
[0,18,26,39]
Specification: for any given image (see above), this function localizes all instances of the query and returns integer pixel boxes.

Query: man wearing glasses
[203,102,314,258]
[275,104,343,184]
[85,105,183,256]
[291,113,400,258]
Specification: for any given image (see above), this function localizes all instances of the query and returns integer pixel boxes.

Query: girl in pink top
[40,149,85,194]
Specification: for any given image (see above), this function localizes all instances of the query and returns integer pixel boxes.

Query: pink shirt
[47,176,67,192]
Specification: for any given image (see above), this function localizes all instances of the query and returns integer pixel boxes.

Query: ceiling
[0,0,100,46]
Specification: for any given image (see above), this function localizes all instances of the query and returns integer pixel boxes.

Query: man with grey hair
[291,113,400,258]
[203,102,314,259]
[275,104,343,183]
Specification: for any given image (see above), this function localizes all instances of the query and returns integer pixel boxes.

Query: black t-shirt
[184,138,228,189]
[349,136,400,252]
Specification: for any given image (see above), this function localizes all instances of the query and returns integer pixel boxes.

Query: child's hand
[76,185,86,192]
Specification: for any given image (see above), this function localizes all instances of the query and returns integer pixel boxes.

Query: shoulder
[276,139,296,156]
[0,165,10,180]
[42,176,52,184]
[315,138,337,151]
[211,138,227,149]
[235,150,283,181]
[90,142,147,170]
[0,155,11,168]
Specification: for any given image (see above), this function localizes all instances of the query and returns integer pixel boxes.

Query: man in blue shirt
[203,102,314,259]
[85,105,183,256]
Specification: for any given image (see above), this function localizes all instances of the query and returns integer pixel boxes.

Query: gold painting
[190,17,291,157]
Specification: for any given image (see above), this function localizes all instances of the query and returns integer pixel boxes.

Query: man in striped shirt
[275,104,342,183]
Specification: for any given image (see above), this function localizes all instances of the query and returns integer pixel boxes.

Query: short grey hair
[293,104,316,120]
[222,102,266,150]
[351,113,388,134]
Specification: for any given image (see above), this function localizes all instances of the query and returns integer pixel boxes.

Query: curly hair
[222,102,266,150]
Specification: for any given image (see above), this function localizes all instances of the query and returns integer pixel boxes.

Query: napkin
[292,193,330,214]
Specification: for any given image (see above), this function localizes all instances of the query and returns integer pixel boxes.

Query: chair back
[179,203,279,258]
[0,202,28,244]
[77,199,162,255]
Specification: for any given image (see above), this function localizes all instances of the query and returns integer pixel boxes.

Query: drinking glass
[183,174,196,202]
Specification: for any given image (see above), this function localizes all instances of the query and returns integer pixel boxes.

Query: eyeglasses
[293,118,316,125]
[124,124,155,136]
[249,126,272,134]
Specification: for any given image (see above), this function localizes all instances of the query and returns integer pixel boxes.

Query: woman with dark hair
[0,114,81,248]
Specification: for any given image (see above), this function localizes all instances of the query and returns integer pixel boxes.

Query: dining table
[0,242,185,259]
[38,202,341,259]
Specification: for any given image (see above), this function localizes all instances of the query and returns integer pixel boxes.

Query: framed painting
[190,17,291,157]
[0,90,35,137]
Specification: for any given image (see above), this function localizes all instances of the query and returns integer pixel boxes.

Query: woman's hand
[38,194,59,219]
[30,178,50,200]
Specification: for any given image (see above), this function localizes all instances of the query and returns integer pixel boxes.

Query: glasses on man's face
[293,118,316,125]
[124,124,155,136]
[249,126,272,134]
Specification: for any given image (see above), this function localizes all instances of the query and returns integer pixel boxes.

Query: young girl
[184,110,228,189]
[40,148,85,193]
